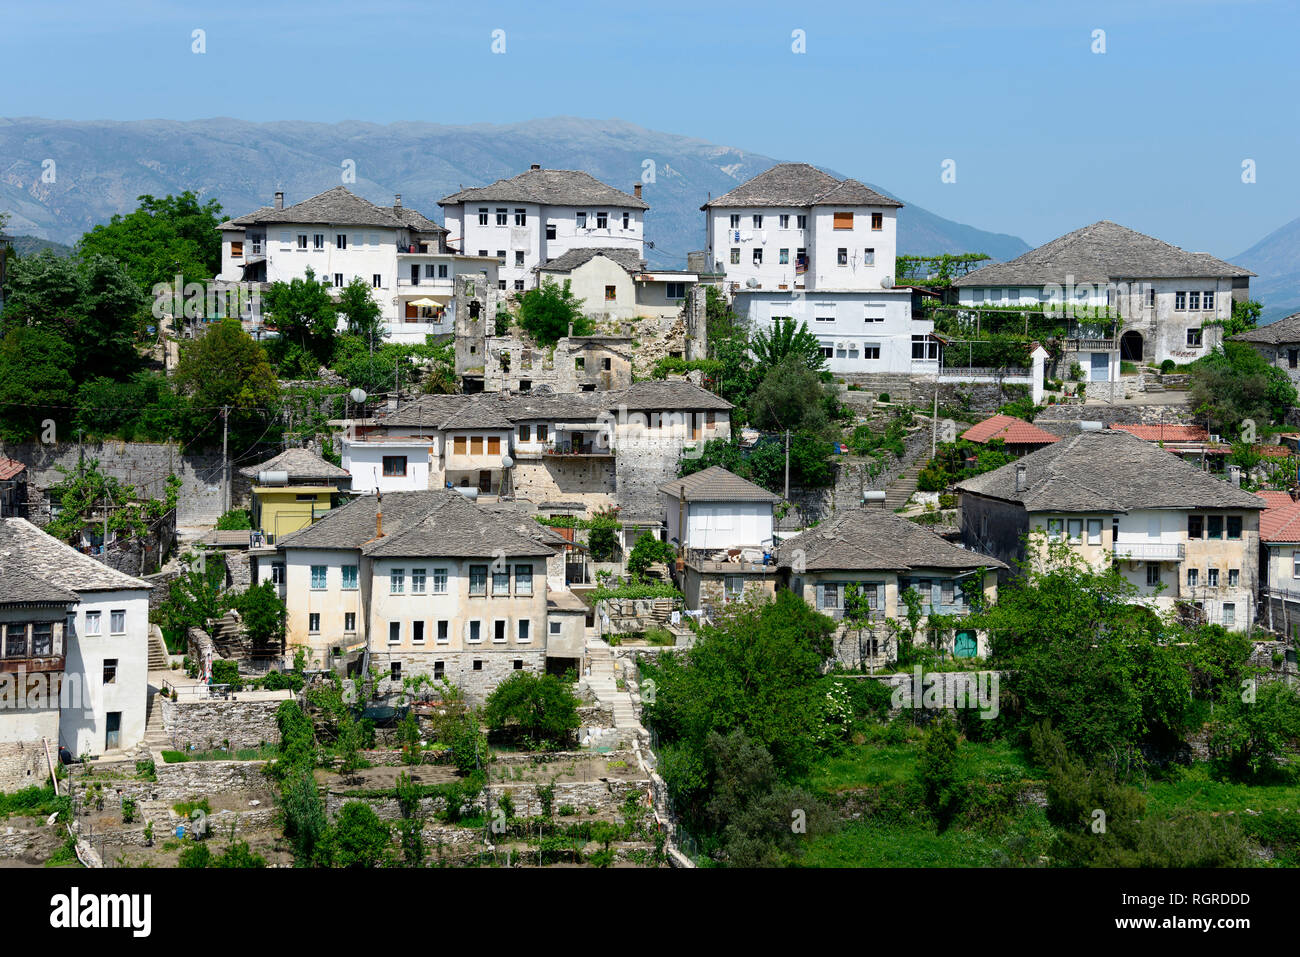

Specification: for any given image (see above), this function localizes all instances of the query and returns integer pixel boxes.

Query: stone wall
[159,696,282,752]
[371,648,547,705]
[0,740,54,793]
[1036,402,1196,425]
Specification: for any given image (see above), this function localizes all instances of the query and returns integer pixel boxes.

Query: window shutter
[815,583,825,609]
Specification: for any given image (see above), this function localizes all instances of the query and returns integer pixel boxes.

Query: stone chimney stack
[394,194,402,208]
[274,191,284,210]
[530,163,541,171]
[634,183,642,200]
[375,491,385,539]
[1015,464,1027,493]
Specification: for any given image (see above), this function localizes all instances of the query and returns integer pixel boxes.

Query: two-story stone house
[1231,312,1300,391]
[956,429,1264,631]
[274,489,581,700]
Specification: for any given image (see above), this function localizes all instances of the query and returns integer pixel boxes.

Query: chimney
[1291,486,1299,503]
[394,193,402,209]
[274,191,284,210]
[530,163,541,171]
[634,183,642,200]
[375,491,385,539]
[1015,464,1027,493]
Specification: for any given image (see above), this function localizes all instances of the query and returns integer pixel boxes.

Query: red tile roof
[1258,491,1300,542]
[1108,424,1209,442]
[961,414,1060,446]
[0,457,26,482]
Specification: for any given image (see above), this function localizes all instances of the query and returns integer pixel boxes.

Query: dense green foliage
[483,672,581,748]
[679,431,835,492]
[916,438,1016,492]
[1189,341,1297,438]
[78,192,224,294]
[517,279,592,345]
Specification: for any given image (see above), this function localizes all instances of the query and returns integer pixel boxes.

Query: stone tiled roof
[217,207,275,231]
[702,163,903,210]
[658,466,780,503]
[536,247,645,275]
[952,221,1254,286]
[1258,491,1300,543]
[239,447,350,482]
[233,187,438,229]
[0,518,151,593]
[774,508,1002,573]
[440,169,649,209]
[617,380,732,412]
[956,430,1266,512]
[0,564,78,606]
[277,489,556,559]
[438,402,516,431]
[961,415,1060,446]
[1231,313,1300,346]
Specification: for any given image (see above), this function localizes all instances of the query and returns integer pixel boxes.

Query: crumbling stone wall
[159,696,282,751]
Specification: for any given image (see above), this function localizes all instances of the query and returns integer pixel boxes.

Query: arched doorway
[1120,331,1143,361]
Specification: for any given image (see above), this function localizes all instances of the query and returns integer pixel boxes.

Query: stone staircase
[147,626,170,672]
[209,610,248,660]
[143,691,169,752]
[885,459,925,511]
[585,640,639,732]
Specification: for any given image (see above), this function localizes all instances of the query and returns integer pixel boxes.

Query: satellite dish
[501,456,514,469]
[745,278,759,288]
[880,275,894,289]
[349,388,368,403]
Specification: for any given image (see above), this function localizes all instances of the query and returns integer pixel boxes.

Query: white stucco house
[216,187,499,343]
[534,247,697,323]
[439,166,648,292]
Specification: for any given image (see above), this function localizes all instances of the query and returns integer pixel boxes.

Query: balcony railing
[1112,541,1186,561]
[543,440,615,457]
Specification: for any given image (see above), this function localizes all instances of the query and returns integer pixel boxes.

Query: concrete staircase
[585,640,638,732]
[885,460,925,511]
[143,691,169,752]
[147,626,170,672]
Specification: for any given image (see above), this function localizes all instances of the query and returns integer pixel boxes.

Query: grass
[0,784,68,820]
[1143,763,1300,818]
[161,744,278,763]
[803,733,1039,794]
[801,806,1055,867]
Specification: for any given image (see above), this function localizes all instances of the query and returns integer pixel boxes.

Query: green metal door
[954,630,978,658]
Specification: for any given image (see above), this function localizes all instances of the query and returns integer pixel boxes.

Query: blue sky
[2,0,1297,255]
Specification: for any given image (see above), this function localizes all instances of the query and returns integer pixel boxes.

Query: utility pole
[101,487,112,566]
[221,406,230,515]
[932,389,939,458]
[784,429,790,500]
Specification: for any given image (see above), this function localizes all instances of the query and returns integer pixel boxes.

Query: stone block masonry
[159,697,282,752]
[372,648,547,705]
[0,740,54,793]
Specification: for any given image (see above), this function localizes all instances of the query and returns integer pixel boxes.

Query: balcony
[543,439,615,458]
[1112,541,1186,561]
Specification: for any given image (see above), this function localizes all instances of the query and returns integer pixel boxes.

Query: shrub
[211,658,241,691]
[878,393,890,402]
[1160,359,1176,374]
[332,801,391,868]
[483,672,581,748]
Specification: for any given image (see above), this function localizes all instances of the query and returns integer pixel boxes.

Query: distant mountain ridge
[0,116,1030,268]
[1233,216,1300,323]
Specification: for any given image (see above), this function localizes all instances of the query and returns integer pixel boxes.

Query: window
[1203,290,1215,310]
[1207,515,1224,540]
[514,279,525,291]
[1227,515,1242,540]
[31,623,52,657]
[382,455,407,477]
[622,211,630,229]
[1208,567,1220,587]
[469,621,482,643]
[470,437,484,454]
[390,662,401,681]
[493,569,511,596]
[496,250,506,263]
[309,565,329,590]
[1187,515,1203,539]
[546,223,556,240]
[342,565,358,590]
[309,613,320,633]
[912,335,938,360]
[549,620,562,636]
[779,248,789,265]
[729,215,740,229]
[596,212,608,229]
[499,280,507,290]
[494,620,507,643]
[725,576,744,600]
[335,234,347,249]
[313,233,325,250]
[666,282,686,299]
[819,344,833,359]
[1188,567,1199,587]
[487,436,501,455]
[837,248,848,265]
[333,273,344,288]
[871,212,883,230]
[1146,563,1161,586]
[1087,518,1103,544]
[1189,290,1201,310]
[344,612,356,632]
[434,660,445,679]
[1067,519,1083,542]
[576,212,587,229]
[514,250,525,267]
[833,211,853,230]
[1187,328,1202,347]
[752,215,763,229]
[231,240,244,258]
[1047,518,1064,541]
[103,658,117,684]
[389,622,401,645]
[431,568,447,594]
[453,436,467,455]
[496,208,508,226]
[1175,291,1187,310]
[779,214,790,228]
[473,659,483,671]
[797,215,807,229]
[85,611,101,635]
[752,248,763,265]
[437,621,449,643]
[518,620,531,643]
[514,209,526,226]
[819,582,840,610]
[4,625,26,658]
[411,568,426,594]
[515,565,533,596]
[1223,603,1236,627]
[730,248,740,265]
[1228,568,1240,587]
[863,248,875,266]
[1294,551,1300,579]
[537,424,548,442]
[297,234,308,250]
[391,568,405,594]
[469,565,488,596]
[413,621,425,644]
[815,314,834,323]
[373,273,382,288]
[478,249,488,257]
[863,344,881,360]
[478,208,489,225]
[272,563,285,585]
[1146,287,1156,307]
[605,285,617,301]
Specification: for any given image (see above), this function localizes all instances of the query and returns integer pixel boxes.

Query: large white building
[439,166,648,292]
[217,187,499,343]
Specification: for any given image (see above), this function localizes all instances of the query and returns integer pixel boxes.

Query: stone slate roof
[1257,491,1300,543]
[952,221,1253,286]
[702,163,903,210]
[536,247,646,275]
[440,169,649,210]
[0,564,78,607]
[1231,312,1300,346]
[438,402,516,431]
[0,518,151,593]
[230,187,439,230]
[658,466,780,503]
[961,415,1060,446]
[240,447,351,482]
[277,489,556,559]
[956,430,1266,513]
[617,380,732,412]
[775,508,1002,573]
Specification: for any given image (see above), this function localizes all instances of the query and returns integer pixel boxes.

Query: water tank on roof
[258,471,289,486]
[456,487,480,501]
[1078,421,1103,432]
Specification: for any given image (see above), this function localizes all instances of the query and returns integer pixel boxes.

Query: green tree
[1189,341,1298,437]
[332,801,391,868]
[748,354,837,436]
[263,267,339,376]
[73,371,185,442]
[1221,298,1262,338]
[482,672,581,748]
[173,317,280,449]
[336,276,384,343]
[0,325,76,442]
[281,771,330,866]
[918,718,962,831]
[156,550,229,650]
[517,278,591,346]
[750,317,825,374]
[78,192,224,293]
[234,580,285,651]
[1208,679,1300,778]
[586,506,622,562]
[626,531,675,580]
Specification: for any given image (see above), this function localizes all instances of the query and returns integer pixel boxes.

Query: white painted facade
[665,500,775,551]
[342,436,435,494]
[61,589,150,757]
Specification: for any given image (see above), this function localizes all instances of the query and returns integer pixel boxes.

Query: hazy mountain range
[0,116,1030,268]
[1233,216,1300,323]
